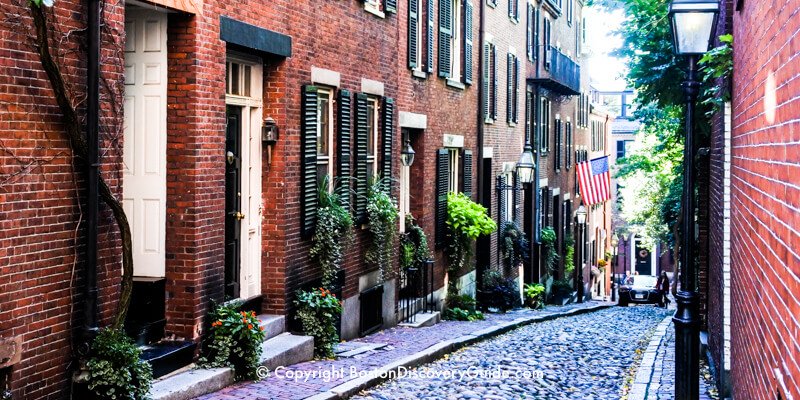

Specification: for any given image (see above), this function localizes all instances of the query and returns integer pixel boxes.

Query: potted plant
[478,270,520,312]
[294,287,343,359]
[501,221,530,270]
[79,328,153,400]
[310,177,353,287]
[524,283,545,309]
[540,226,560,274]
[365,177,399,282]
[445,192,496,286]
[443,294,484,321]
[549,278,576,305]
[199,302,266,381]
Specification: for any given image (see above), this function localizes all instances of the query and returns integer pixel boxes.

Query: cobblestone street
[354,306,670,400]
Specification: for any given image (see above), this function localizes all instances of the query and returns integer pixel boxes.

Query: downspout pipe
[84,0,101,342]
[476,0,486,206]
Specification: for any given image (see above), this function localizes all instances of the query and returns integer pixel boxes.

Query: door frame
[225,52,264,300]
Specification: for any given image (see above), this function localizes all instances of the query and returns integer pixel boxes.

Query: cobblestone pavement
[197,302,602,400]
[650,325,719,400]
[354,306,670,400]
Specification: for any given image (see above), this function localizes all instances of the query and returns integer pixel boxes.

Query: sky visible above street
[585,4,628,91]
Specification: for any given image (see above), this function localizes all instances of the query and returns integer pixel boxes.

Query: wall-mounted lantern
[262,117,279,165]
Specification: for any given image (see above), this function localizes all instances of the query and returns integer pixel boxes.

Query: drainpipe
[476,0,486,206]
[84,0,101,342]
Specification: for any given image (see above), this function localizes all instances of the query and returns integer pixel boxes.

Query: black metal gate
[398,259,435,324]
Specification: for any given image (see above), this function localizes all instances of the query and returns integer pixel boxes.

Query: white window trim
[447,148,460,193]
[317,87,335,191]
[412,4,423,73]
[451,0,462,82]
[503,171,514,223]
[364,0,386,18]
[368,97,381,178]
[399,131,412,233]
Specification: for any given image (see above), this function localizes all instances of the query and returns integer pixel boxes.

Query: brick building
[586,103,612,298]
[715,0,800,398]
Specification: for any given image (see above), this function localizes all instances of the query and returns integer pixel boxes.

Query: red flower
[248,324,254,330]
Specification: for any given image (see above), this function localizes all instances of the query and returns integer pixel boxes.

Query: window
[448,148,460,193]
[526,4,537,61]
[364,0,397,17]
[507,53,519,124]
[566,121,573,168]
[451,0,462,81]
[316,88,334,190]
[617,140,634,159]
[399,129,413,232]
[408,0,423,71]
[567,0,573,25]
[543,18,552,70]
[554,117,562,171]
[226,61,252,97]
[366,97,380,180]
[539,97,551,154]
[508,0,519,22]
[483,41,498,122]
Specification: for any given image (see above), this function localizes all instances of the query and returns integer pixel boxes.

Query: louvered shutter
[534,7,539,60]
[354,93,369,224]
[463,1,474,85]
[435,149,450,247]
[408,0,419,69]
[426,0,434,73]
[497,175,507,247]
[513,56,519,123]
[507,0,513,19]
[382,97,395,193]
[438,0,452,78]
[526,4,533,61]
[546,188,553,227]
[507,53,513,124]
[491,45,497,119]
[462,149,473,197]
[336,89,352,207]
[483,43,490,121]
[513,174,521,225]
[301,85,319,238]
[386,0,398,13]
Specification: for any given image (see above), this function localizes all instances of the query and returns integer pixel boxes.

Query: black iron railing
[398,259,436,324]
[536,46,581,95]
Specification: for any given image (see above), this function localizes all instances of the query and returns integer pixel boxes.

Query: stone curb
[311,302,614,400]
[628,315,673,400]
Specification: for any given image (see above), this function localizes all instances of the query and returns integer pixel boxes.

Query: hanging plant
[501,221,530,268]
[540,226,560,274]
[564,235,575,276]
[700,34,734,117]
[446,192,497,274]
[310,176,354,287]
[399,214,431,271]
[365,177,399,282]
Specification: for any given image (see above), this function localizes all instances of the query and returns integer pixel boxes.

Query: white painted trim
[399,111,427,129]
[361,78,385,97]
[483,147,493,158]
[443,134,464,148]
[539,178,548,187]
[502,162,516,173]
[311,67,341,88]
[563,193,571,200]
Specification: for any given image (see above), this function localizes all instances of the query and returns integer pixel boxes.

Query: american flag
[577,156,611,206]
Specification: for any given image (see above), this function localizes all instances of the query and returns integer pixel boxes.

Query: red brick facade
[729,0,800,398]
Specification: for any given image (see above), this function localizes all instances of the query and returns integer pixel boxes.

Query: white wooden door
[123,9,168,278]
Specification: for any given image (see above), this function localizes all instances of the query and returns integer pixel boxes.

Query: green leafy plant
[399,214,431,271]
[311,177,354,287]
[564,245,575,276]
[446,192,497,274]
[524,283,545,309]
[540,226,560,274]
[443,307,485,321]
[480,270,520,312]
[501,221,530,268]
[551,278,573,295]
[199,302,266,381]
[700,34,733,116]
[84,328,152,400]
[365,177,399,282]
[295,287,343,359]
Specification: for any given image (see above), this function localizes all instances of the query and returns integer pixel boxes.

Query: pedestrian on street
[656,271,670,307]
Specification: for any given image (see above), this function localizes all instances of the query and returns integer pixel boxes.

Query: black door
[476,158,492,292]
[635,242,652,276]
[225,106,242,299]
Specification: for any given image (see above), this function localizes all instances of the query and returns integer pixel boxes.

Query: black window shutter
[513,56,519,123]
[438,0,452,78]
[337,89,352,208]
[491,45,498,119]
[506,53,513,124]
[513,174,521,225]
[435,149,450,248]
[507,0,513,19]
[409,0,419,69]
[386,0,398,13]
[526,4,533,61]
[462,149,473,197]
[301,85,319,238]
[483,43,490,121]
[382,97,395,192]
[497,175,507,247]
[354,93,369,224]
[426,0,435,73]
[534,7,539,60]
[463,1,474,85]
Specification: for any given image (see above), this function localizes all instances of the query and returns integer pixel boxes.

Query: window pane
[231,62,240,95]
[317,162,329,187]
[317,95,330,156]
[367,102,376,156]
[244,65,251,97]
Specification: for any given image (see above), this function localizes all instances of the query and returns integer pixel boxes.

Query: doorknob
[235,211,245,220]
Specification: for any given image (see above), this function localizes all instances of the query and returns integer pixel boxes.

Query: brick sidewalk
[196,302,610,400]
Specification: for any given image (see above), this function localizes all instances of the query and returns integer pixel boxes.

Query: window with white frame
[226,61,252,97]
[503,172,514,222]
[483,41,498,122]
[316,88,334,190]
[399,129,413,232]
[540,97,551,154]
[365,0,398,17]
[448,148,460,193]
[450,0,462,81]
[366,97,380,181]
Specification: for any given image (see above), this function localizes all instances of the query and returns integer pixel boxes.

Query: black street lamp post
[668,1,720,398]
[575,205,587,303]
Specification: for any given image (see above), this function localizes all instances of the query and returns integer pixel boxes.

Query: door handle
[235,211,245,221]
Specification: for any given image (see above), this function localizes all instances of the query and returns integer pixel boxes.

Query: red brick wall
[0,0,125,398]
[730,1,800,398]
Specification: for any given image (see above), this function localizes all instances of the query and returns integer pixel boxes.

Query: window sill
[509,17,519,24]
[446,79,466,90]
[411,70,428,80]
[540,152,549,157]
[508,121,517,127]
[364,6,386,19]
[484,118,495,125]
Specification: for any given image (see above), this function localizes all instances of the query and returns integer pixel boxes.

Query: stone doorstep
[397,311,441,328]
[314,303,614,400]
[335,342,388,358]
[258,314,286,342]
[148,333,314,400]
